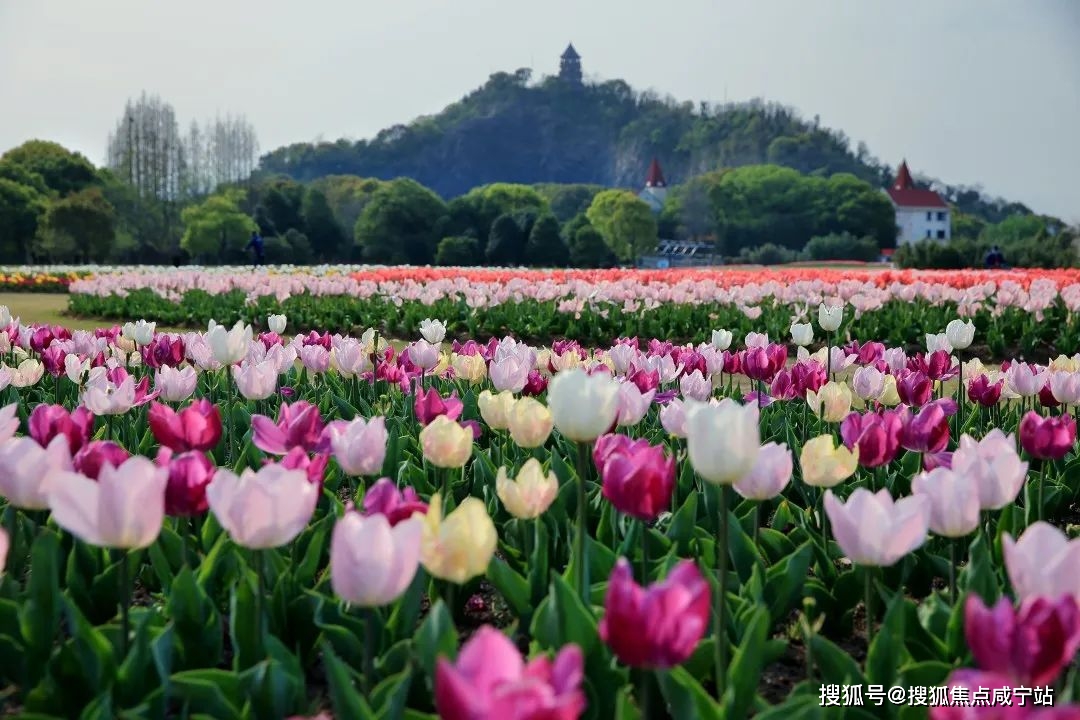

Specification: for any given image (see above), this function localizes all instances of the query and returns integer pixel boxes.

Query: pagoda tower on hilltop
[638,157,667,212]
[559,43,582,85]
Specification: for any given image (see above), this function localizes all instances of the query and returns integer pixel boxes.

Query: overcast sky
[1,0,1077,221]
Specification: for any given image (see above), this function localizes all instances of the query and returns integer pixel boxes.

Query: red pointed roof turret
[646,157,666,188]
[893,160,914,190]
[885,159,948,209]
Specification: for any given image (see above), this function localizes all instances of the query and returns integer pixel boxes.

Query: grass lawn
[0,293,186,333]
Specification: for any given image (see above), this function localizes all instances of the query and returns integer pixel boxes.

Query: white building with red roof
[638,157,668,213]
[886,160,951,244]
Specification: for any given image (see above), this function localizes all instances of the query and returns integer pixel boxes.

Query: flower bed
[0,267,90,292]
[0,308,1077,717]
[67,266,1080,355]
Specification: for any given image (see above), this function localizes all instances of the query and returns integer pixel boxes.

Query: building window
[926,229,932,238]
[937,211,946,221]
[936,230,946,239]
[926,212,932,221]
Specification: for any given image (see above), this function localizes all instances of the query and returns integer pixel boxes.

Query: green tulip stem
[440,467,450,508]
[363,606,376,692]
[1038,462,1047,523]
[3,506,15,574]
[255,549,266,647]
[714,484,730,699]
[752,503,761,554]
[864,566,874,648]
[638,518,649,584]
[574,441,591,605]
[949,538,958,606]
[118,549,131,659]
[957,363,964,436]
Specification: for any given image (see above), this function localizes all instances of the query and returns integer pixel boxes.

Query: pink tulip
[0,403,17,445]
[251,400,326,455]
[911,468,980,538]
[330,505,423,607]
[49,456,167,549]
[414,388,464,426]
[435,625,585,720]
[1003,522,1080,603]
[329,416,388,476]
[278,447,329,486]
[824,488,930,566]
[734,441,793,501]
[29,404,93,454]
[489,354,530,393]
[0,527,7,577]
[965,594,1080,686]
[154,365,198,403]
[206,463,318,549]
[299,344,331,373]
[659,398,687,437]
[156,448,215,516]
[951,429,1028,510]
[363,478,429,526]
[231,359,279,401]
[679,369,712,402]
[149,399,223,453]
[73,441,131,481]
[840,410,903,468]
[614,380,654,427]
[0,435,73,509]
[594,434,675,522]
[599,558,710,668]
[1019,411,1076,461]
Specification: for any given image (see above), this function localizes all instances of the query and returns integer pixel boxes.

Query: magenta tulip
[1019,411,1077,460]
[28,404,93,454]
[148,399,222,453]
[967,374,1004,407]
[965,594,1080,686]
[156,448,215,516]
[896,369,933,407]
[598,558,710,668]
[791,360,826,395]
[362,478,429,526]
[414,388,464,426]
[840,410,903,468]
[899,403,950,454]
[73,441,131,481]
[277,447,329,486]
[594,434,675,521]
[435,625,585,720]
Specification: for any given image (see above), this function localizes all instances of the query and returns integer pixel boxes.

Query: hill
[259,67,1032,224]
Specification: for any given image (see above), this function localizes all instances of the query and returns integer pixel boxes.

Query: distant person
[245,230,265,267]
[985,246,1002,269]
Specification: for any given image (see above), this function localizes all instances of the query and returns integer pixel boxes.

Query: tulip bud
[496,459,559,520]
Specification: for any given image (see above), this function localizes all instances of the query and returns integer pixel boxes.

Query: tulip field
[2,266,1080,719]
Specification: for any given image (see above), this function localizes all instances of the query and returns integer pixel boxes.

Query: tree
[179,189,257,261]
[35,188,117,262]
[354,178,447,264]
[534,184,603,222]
[301,188,344,261]
[0,179,46,262]
[486,213,527,265]
[1,141,98,197]
[0,160,49,195]
[310,176,384,247]
[436,236,481,265]
[585,190,657,264]
[569,224,615,268]
[526,214,568,267]
[256,177,306,236]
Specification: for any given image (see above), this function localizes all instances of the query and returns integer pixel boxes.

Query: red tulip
[29,404,93,454]
[1040,382,1061,409]
[156,447,215,516]
[594,433,675,522]
[1020,411,1077,461]
[148,399,222,453]
[599,558,710,668]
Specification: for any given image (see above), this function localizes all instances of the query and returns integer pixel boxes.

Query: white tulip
[267,314,287,335]
[790,322,814,347]
[818,304,844,332]
[711,329,733,351]
[207,321,252,365]
[547,368,619,443]
[684,398,760,485]
[945,319,975,351]
[419,318,446,345]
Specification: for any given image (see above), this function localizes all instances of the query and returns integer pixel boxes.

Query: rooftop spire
[894,160,915,190]
[646,157,666,188]
[561,43,580,60]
